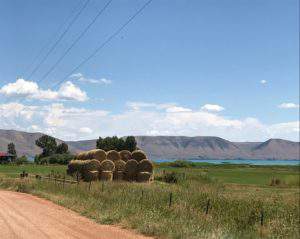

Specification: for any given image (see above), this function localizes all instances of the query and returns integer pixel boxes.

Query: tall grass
[0,173,299,239]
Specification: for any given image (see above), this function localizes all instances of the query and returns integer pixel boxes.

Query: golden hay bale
[114,160,126,172]
[138,159,153,173]
[82,170,99,182]
[107,150,121,162]
[119,150,132,162]
[100,160,115,171]
[114,171,124,181]
[67,160,84,175]
[87,149,97,159]
[93,149,107,162]
[137,172,152,183]
[124,159,138,181]
[82,159,101,173]
[100,171,113,181]
[77,152,89,160]
[132,150,147,162]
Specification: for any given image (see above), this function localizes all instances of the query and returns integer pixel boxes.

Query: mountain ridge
[0,129,299,160]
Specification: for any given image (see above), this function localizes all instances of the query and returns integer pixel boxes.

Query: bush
[41,154,74,165]
[16,155,29,165]
[169,160,197,168]
[156,171,185,184]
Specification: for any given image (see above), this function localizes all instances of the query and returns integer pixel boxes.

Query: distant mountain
[0,129,299,160]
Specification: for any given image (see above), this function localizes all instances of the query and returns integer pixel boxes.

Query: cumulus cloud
[260,80,267,84]
[278,102,299,109]
[0,101,299,142]
[79,127,93,134]
[70,73,112,85]
[0,79,88,102]
[201,104,225,112]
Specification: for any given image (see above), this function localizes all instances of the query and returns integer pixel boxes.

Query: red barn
[0,152,14,164]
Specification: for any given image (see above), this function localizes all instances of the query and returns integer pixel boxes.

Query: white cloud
[260,80,267,84]
[0,79,88,102]
[165,106,192,113]
[0,101,299,142]
[126,101,176,111]
[278,103,299,109]
[70,73,112,85]
[201,104,225,112]
[79,127,93,134]
[58,81,88,102]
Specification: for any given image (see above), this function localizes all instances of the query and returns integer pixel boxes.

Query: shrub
[42,154,74,165]
[156,171,185,184]
[16,155,29,165]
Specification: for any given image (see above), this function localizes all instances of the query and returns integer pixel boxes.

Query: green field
[0,162,299,239]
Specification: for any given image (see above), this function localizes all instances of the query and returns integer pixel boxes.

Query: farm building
[0,152,14,164]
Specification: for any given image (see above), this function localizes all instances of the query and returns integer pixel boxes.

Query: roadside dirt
[0,190,152,239]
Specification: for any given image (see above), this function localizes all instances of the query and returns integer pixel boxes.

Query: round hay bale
[77,152,89,160]
[87,149,98,159]
[137,172,152,183]
[93,149,106,162]
[100,160,115,171]
[114,160,126,172]
[100,171,113,181]
[119,150,132,162]
[107,150,121,162]
[132,150,147,162]
[114,171,124,181]
[82,159,101,173]
[138,159,153,173]
[67,160,84,175]
[124,159,138,181]
[82,170,99,182]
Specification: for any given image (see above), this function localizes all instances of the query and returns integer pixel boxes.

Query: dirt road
[0,190,152,239]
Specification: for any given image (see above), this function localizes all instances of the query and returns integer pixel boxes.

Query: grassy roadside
[0,163,299,238]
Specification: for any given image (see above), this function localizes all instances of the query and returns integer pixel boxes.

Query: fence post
[260,210,264,226]
[169,192,173,207]
[205,199,210,215]
[89,181,92,191]
[63,175,66,189]
[76,172,79,186]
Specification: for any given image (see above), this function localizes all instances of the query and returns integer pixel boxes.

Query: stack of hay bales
[67,149,153,183]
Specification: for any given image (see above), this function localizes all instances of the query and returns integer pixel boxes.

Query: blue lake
[153,159,300,166]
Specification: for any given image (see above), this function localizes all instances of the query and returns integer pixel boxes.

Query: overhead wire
[51,0,153,90]
[38,0,113,85]
[23,0,83,78]
[26,0,91,80]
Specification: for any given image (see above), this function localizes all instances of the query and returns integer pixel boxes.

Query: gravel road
[0,190,151,239]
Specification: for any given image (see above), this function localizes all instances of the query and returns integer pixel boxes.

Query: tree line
[1,135,138,165]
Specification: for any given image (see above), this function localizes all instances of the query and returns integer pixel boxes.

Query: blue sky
[0,0,299,141]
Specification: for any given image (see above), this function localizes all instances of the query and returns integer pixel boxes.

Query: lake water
[153,159,300,166]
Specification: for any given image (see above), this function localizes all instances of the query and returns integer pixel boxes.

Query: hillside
[0,129,299,160]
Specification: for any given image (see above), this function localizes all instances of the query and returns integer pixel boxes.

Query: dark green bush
[39,154,74,165]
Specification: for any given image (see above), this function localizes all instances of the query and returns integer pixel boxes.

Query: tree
[56,142,69,154]
[7,142,17,162]
[96,136,137,151]
[35,135,57,157]
[124,136,137,152]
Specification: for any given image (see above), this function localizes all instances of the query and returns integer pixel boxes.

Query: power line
[23,0,83,77]
[26,0,91,80]
[51,0,153,90]
[39,0,113,85]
